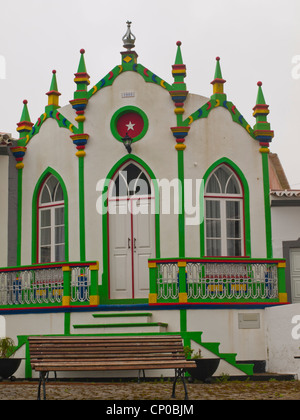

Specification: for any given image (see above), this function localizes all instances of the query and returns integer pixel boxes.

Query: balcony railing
[148,257,287,304]
[0,261,99,308]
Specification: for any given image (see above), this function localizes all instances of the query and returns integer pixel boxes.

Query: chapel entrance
[108,162,155,299]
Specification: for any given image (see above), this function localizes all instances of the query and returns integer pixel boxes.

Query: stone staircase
[71,311,254,377]
[188,333,254,376]
[72,312,168,334]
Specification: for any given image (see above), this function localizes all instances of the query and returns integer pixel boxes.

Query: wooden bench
[28,335,196,400]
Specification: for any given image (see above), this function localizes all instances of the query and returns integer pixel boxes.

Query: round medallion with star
[110,106,149,143]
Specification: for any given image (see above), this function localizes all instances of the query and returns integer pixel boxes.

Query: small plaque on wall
[121,92,135,98]
[238,313,260,329]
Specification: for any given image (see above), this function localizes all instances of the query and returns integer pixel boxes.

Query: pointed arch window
[38,174,65,263]
[204,165,244,256]
[111,162,152,197]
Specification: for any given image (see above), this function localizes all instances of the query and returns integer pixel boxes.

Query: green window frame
[32,168,69,264]
[200,158,251,257]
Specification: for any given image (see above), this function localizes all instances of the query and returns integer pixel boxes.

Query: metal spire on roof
[122,21,136,50]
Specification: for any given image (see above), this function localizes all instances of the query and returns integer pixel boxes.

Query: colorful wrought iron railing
[148,257,287,304]
[0,261,99,308]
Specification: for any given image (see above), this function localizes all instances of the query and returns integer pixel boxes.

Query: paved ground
[1,379,300,400]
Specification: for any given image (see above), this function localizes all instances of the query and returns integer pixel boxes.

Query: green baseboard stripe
[73,322,168,329]
[92,312,153,318]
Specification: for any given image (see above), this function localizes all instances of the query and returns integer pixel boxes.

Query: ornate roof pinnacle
[211,57,226,85]
[255,81,266,106]
[172,41,186,84]
[46,69,61,110]
[73,49,90,91]
[122,21,136,51]
[16,99,33,138]
[253,81,274,144]
[210,56,226,99]
[175,41,183,65]
[19,99,31,123]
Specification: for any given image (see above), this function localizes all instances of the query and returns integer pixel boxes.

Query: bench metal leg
[138,369,146,383]
[46,371,57,382]
[37,372,47,400]
[172,368,189,400]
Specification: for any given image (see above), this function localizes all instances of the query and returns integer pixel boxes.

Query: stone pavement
[1,379,300,400]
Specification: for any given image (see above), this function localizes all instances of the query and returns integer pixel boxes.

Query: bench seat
[28,335,196,400]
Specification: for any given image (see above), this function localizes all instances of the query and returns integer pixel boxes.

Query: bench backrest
[29,335,187,364]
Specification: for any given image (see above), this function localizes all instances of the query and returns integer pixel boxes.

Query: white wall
[272,206,300,258]
[187,308,266,361]
[21,70,268,266]
[185,106,267,258]
[3,312,65,379]
[21,117,80,264]
[266,303,300,378]
[84,72,179,263]
[3,307,268,379]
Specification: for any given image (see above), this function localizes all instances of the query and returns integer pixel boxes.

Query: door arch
[107,160,156,299]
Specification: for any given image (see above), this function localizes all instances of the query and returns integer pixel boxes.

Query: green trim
[20,110,80,148]
[78,156,86,261]
[110,106,149,142]
[87,63,172,100]
[101,155,160,303]
[182,98,255,140]
[185,331,253,376]
[17,169,23,266]
[149,257,284,264]
[200,158,251,257]
[31,167,69,264]
[62,267,71,304]
[261,152,273,258]
[64,312,71,335]
[73,322,168,329]
[180,309,187,333]
[277,264,287,295]
[93,312,152,318]
[177,149,185,257]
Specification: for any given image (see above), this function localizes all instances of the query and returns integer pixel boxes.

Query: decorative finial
[253,81,274,147]
[122,21,136,50]
[210,56,226,100]
[46,69,61,110]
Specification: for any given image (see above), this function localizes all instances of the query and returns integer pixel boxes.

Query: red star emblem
[116,111,144,139]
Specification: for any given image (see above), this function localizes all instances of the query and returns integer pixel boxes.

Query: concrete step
[72,311,168,334]
[72,322,168,334]
[92,312,153,324]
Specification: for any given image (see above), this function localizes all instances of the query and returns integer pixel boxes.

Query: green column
[253,82,274,259]
[277,261,287,303]
[177,149,185,258]
[89,262,100,305]
[148,262,158,303]
[62,265,71,306]
[78,156,86,261]
[261,150,273,258]
[16,168,23,266]
[178,261,187,303]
